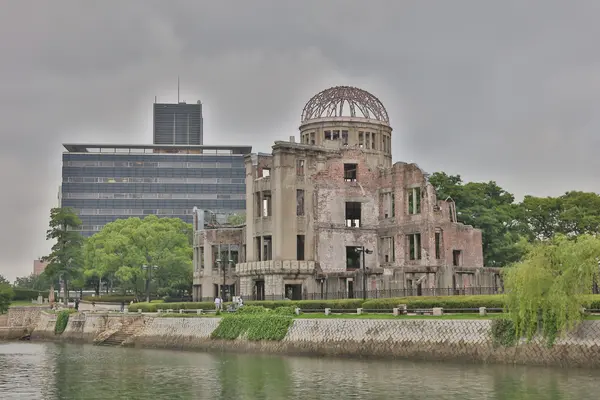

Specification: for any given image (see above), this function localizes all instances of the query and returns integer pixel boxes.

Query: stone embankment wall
[0,306,50,340]
[27,313,600,368]
[32,311,146,342]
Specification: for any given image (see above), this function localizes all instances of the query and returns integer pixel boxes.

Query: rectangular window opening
[262,191,272,217]
[408,233,422,260]
[342,130,349,145]
[345,201,362,227]
[261,168,270,178]
[435,231,442,260]
[255,237,262,261]
[365,132,371,149]
[332,130,340,140]
[408,187,421,214]
[346,246,361,270]
[453,250,462,266]
[358,132,364,148]
[199,246,204,269]
[296,159,305,176]
[325,130,332,140]
[296,189,305,216]
[263,236,272,261]
[344,163,357,182]
[297,235,305,261]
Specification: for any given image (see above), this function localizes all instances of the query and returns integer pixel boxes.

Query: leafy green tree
[428,172,525,267]
[0,283,14,313]
[13,274,51,291]
[42,207,85,305]
[503,234,600,345]
[227,213,246,225]
[0,274,9,285]
[521,191,600,240]
[84,216,192,301]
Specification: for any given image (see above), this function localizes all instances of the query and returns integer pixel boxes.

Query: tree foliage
[0,274,9,286]
[503,234,600,345]
[0,283,14,313]
[520,191,600,241]
[14,274,52,291]
[227,213,246,225]
[428,172,526,267]
[84,215,193,299]
[41,207,85,305]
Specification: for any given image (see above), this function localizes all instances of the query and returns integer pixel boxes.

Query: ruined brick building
[192,86,502,301]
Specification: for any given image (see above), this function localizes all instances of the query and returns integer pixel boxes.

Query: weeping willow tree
[503,234,600,345]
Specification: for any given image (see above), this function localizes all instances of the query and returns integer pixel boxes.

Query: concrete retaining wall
[26,313,600,368]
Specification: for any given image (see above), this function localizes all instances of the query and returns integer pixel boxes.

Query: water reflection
[1,342,600,399]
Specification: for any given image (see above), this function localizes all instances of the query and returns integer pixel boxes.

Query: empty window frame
[325,130,332,140]
[341,130,349,145]
[380,236,395,263]
[310,132,315,144]
[345,202,361,227]
[296,159,305,176]
[332,130,340,140]
[453,250,462,266]
[382,191,395,218]
[263,236,273,261]
[408,187,421,214]
[261,168,270,178]
[296,189,305,216]
[262,191,272,217]
[199,246,204,269]
[344,163,357,182]
[407,233,422,260]
[358,132,364,148]
[297,235,305,261]
[435,230,442,260]
[346,246,361,270]
[365,132,371,149]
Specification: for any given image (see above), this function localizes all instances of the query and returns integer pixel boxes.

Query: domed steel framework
[301,86,389,124]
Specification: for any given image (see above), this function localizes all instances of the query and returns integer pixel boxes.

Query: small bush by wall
[211,315,293,341]
[490,318,517,347]
[54,310,71,335]
[82,295,135,303]
[235,306,270,315]
[244,299,364,310]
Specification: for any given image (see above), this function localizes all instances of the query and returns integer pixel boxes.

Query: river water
[1,342,600,399]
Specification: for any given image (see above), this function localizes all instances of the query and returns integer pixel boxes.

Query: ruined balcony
[236,260,316,277]
[253,216,272,233]
[254,176,271,192]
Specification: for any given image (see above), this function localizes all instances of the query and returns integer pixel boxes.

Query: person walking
[214,296,222,312]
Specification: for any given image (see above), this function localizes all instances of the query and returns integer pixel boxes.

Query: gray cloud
[1,0,599,280]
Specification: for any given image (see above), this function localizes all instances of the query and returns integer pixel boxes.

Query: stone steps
[96,318,145,347]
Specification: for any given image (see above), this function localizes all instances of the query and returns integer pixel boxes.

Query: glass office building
[60,143,251,237]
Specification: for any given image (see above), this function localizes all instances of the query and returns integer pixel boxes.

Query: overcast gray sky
[1,0,599,280]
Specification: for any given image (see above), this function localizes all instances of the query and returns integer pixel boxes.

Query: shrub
[211,315,293,341]
[361,295,506,310]
[491,318,517,347]
[235,306,270,315]
[82,295,135,303]
[0,284,14,314]
[54,310,70,334]
[272,306,297,316]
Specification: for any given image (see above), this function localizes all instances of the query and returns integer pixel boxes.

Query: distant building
[33,259,48,276]
[60,143,250,237]
[192,86,501,301]
[153,101,204,145]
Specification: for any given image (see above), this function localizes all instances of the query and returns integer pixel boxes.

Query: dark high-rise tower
[153,100,204,145]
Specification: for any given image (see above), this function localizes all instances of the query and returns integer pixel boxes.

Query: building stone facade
[193,86,501,301]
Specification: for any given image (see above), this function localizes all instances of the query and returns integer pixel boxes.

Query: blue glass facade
[61,146,248,237]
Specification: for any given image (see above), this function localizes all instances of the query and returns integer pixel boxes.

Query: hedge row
[82,295,136,303]
[13,288,50,301]
[127,294,600,313]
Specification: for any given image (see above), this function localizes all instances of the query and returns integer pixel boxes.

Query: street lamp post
[142,265,158,303]
[356,247,373,300]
